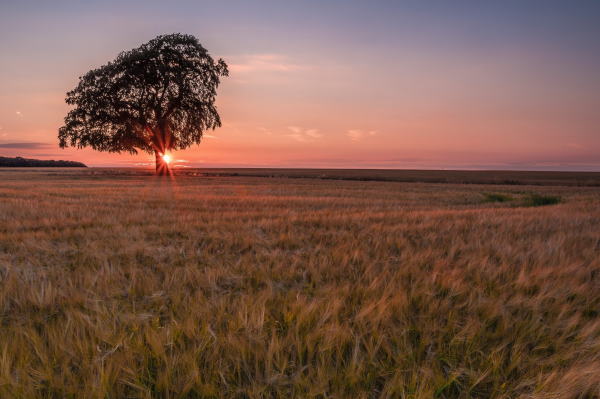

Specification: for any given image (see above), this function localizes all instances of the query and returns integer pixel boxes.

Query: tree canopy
[59,33,228,174]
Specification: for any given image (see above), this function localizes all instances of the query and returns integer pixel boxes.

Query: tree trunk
[155,150,169,176]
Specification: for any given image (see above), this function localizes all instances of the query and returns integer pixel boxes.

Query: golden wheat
[0,169,598,398]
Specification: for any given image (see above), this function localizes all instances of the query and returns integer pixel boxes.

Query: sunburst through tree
[58,33,228,175]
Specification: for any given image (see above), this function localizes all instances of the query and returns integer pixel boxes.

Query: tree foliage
[59,33,228,171]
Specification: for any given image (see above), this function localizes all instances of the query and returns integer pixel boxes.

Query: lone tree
[59,33,228,175]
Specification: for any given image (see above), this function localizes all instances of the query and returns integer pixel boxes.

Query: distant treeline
[0,156,87,167]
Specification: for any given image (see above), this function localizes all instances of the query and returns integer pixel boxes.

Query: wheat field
[0,169,599,398]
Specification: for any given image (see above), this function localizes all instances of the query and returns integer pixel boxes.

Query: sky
[1,0,599,170]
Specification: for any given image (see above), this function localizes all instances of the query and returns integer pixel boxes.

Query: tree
[59,33,228,175]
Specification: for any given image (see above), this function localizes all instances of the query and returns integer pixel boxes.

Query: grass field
[14,167,600,186]
[0,169,599,398]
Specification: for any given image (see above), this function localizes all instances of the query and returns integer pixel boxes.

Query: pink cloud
[228,54,305,73]
[347,129,377,141]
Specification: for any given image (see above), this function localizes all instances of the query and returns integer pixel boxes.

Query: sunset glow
[0,1,599,170]
[1,2,600,395]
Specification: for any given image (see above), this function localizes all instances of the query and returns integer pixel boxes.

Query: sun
[162,153,172,164]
